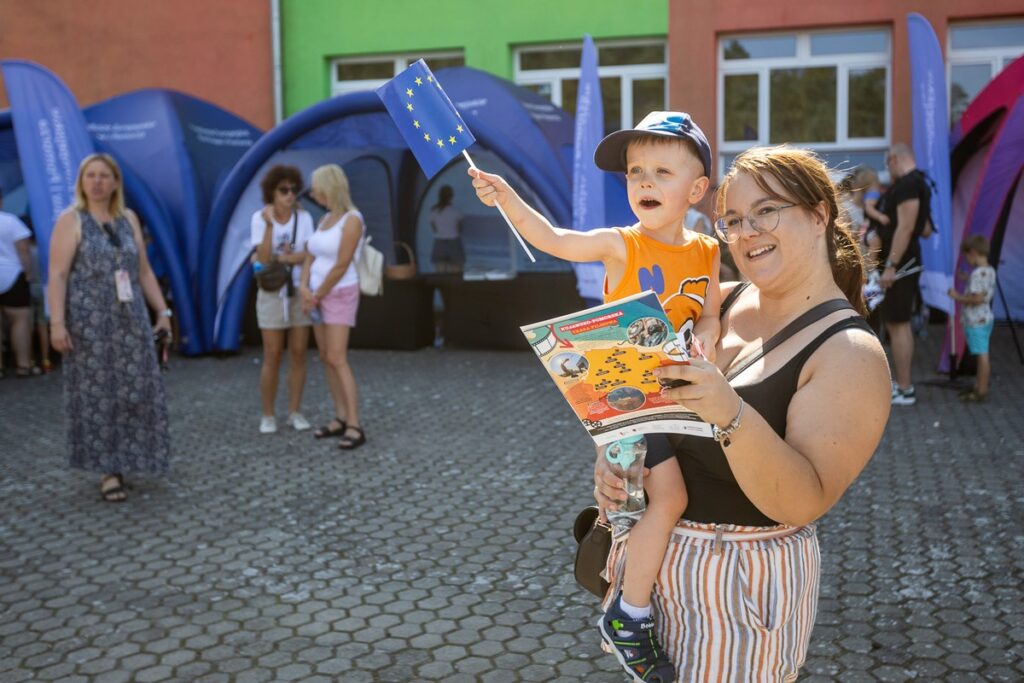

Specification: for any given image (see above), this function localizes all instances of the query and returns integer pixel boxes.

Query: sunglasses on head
[276,185,297,196]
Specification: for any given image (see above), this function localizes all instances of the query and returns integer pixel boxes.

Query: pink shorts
[319,284,360,327]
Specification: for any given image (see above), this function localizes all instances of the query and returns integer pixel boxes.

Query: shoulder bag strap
[725,298,855,382]
[719,281,752,317]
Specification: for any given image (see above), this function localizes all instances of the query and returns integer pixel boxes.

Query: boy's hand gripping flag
[375,59,535,262]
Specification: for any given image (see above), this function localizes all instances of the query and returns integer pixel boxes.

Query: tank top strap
[720,281,752,316]
[772,316,876,386]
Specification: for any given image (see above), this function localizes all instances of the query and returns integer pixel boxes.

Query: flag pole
[462,150,536,263]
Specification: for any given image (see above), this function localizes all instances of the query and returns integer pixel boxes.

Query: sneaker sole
[597,616,667,683]
[891,397,916,406]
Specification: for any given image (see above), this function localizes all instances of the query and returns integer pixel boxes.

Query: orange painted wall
[668,0,1024,177]
[0,0,273,129]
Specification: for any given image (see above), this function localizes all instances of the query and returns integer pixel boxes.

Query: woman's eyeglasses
[276,185,297,196]
[714,204,796,244]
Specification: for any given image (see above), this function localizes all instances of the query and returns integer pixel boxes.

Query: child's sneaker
[598,595,675,683]
[891,385,916,406]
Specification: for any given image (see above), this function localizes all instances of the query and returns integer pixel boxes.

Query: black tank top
[672,282,875,526]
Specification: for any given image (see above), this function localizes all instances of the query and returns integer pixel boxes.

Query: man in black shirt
[877,143,931,406]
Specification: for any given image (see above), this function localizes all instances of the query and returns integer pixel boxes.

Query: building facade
[0,0,274,129]
[667,0,1024,178]
[279,0,668,135]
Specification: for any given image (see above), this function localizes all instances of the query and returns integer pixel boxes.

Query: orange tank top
[604,226,718,340]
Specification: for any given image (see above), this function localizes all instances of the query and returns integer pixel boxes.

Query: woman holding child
[595,145,891,681]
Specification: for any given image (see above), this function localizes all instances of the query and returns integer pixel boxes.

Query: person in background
[853,166,886,263]
[251,164,315,434]
[300,164,367,450]
[877,144,932,406]
[949,235,997,403]
[0,187,34,378]
[429,185,465,274]
[24,220,54,374]
[48,154,171,502]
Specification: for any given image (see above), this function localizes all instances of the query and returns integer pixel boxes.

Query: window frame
[330,51,464,97]
[717,28,891,179]
[513,38,668,131]
[947,18,1024,123]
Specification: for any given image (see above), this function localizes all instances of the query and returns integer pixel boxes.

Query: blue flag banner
[375,59,476,179]
[906,14,954,316]
[0,60,95,285]
[572,35,607,302]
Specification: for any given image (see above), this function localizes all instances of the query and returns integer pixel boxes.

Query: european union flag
[376,59,476,179]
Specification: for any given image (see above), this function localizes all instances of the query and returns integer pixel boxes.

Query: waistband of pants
[671,521,801,543]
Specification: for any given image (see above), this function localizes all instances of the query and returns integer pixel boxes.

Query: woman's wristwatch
[712,398,745,448]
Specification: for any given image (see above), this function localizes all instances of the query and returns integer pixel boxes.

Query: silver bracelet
[712,398,745,448]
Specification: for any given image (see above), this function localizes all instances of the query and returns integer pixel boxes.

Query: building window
[948,19,1024,124]
[514,39,667,135]
[718,29,890,177]
[330,52,464,97]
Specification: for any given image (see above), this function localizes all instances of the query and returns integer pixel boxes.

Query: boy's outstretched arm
[693,248,722,361]
[469,167,624,265]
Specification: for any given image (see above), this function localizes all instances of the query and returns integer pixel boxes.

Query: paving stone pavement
[1,323,1022,682]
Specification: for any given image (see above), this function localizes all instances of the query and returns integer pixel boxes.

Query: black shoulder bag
[254,212,298,294]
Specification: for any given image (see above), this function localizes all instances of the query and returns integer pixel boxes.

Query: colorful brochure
[521,291,713,445]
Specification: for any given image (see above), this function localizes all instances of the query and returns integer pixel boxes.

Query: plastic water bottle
[252,261,265,275]
[602,435,647,533]
[309,306,323,325]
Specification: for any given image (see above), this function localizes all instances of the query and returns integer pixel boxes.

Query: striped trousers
[602,520,820,682]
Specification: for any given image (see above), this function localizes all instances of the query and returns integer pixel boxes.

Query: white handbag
[356,235,384,296]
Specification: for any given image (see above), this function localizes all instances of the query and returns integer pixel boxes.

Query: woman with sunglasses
[48,154,172,502]
[251,165,315,435]
[594,146,891,681]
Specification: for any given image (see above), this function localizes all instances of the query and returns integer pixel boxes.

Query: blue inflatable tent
[0,89,261,355]
[203,66,633,352]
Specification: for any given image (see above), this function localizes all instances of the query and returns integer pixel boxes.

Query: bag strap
[724,298,855,381]
[720,281,752,316]
[289,210,298,246]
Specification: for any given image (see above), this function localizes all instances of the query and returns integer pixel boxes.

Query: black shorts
[879,270,920,324]
[431,238,465,267]
[0,272,30,307]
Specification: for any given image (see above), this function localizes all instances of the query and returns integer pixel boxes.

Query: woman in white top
[0,187,34,377]
[300,164,367,450]
[251,165,316,434]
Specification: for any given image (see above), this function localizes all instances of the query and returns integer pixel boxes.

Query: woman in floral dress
[48,154,172,502]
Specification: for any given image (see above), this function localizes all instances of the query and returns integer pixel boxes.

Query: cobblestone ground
[1,324,1022,683]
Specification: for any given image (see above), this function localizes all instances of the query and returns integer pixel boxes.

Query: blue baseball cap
[594,111,712,177]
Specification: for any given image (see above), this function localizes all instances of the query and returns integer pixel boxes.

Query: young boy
[470,111,721,683]
[948,235,996,402]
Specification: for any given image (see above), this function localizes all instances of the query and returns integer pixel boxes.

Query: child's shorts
[965,322,994,355]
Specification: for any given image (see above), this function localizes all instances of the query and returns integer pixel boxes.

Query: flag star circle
[448,136,456,144]
[413,120,420,128]
[406,88,414,97]
[415,77,423,86]
[456,125,464,133]
[437,139,444,147]
[406,103,414,111]
[424,133,430,141]
[427,76,433,83]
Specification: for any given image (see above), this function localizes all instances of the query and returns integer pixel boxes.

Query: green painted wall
[281,0,667,116]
